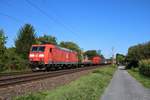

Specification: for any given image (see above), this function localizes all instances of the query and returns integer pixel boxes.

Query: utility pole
[112,47,115,65]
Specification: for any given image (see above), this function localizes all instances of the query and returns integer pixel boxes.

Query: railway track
[0,65,106,88]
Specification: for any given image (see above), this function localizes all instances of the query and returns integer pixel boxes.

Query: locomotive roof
[32,44,77,53]
[32,44,55,47]
[56,46,75,52]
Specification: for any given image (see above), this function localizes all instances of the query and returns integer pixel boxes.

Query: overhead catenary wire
[0,0,80,45]
[0,1,25,23]
[0,12,23,23]
[25,0,78,37]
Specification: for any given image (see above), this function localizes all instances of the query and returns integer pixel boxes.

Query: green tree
[116,53,125,65]
[84,50,100,60]
[5,47,28,71]
[126,41,150,68]
[0,29,7,71]
[36,35,57,45]
[59,41,80,52]
[15,24,36,59]
[0,29,7,56]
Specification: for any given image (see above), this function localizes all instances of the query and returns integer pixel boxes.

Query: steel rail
[0,65,108,87]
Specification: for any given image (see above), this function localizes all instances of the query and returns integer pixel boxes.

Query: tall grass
[139,59,150,77]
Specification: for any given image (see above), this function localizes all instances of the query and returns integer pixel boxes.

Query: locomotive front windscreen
[31,46,45,52]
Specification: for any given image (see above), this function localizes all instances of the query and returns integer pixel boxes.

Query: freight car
[29,44,102,71]
[82,56,102,66]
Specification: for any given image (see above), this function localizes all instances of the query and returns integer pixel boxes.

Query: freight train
[29,44,102,71]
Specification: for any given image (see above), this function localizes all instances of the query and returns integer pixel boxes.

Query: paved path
[101,67,150,100]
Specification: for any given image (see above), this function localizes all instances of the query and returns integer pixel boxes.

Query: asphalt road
[101,66,150,100]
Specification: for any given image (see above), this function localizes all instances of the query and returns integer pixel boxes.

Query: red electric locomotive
[29,44,78,71]
[92,56,102,65]
[82,56,102,66]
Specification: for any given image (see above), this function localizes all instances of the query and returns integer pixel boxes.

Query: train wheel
[31,68,36,72]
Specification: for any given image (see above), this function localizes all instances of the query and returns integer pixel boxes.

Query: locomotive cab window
[49,48,52,53]
[31,46,45,52]
[31,46,38,52]
[38,46,45,52]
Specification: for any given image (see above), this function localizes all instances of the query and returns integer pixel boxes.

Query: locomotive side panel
[92,56,102,65]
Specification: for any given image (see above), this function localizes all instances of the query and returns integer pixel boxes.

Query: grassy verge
[15,65,116,100]
[128,68,150,88]
[0,69,31,74]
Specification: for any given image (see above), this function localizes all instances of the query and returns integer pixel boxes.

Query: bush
[0,48,29,72]
[0,63,6,72]
[126,41,150,69]
[126,60,139,69]
[5,55,29,71]
[139,59,150,77]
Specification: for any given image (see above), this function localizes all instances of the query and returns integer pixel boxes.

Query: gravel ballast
[0,68,97,100]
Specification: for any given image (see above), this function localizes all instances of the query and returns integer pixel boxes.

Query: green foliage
[59,41,80,52]
[126,41,150,68]
[126,41,150,77]
[116,53,125,65]
[15,24,36,59]
[0,25,33,72]
[0,29,7,53]
[139,59,150,77]
[15,66,115,100]
[36,35,57,45]
[84,50,100,60]
[59,41,82,62]
[0,47,29,72]
[14,93,46,100]
[0,29,7,71]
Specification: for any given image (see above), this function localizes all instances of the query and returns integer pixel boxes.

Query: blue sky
[0,0,150,58]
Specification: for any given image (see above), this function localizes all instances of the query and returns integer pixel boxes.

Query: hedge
[139,59,150,77]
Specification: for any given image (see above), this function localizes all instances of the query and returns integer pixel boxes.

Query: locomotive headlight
[29,54,34,57]
[39,54,44,57]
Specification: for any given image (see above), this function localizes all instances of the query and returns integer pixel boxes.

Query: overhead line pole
[112,47,115,65]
